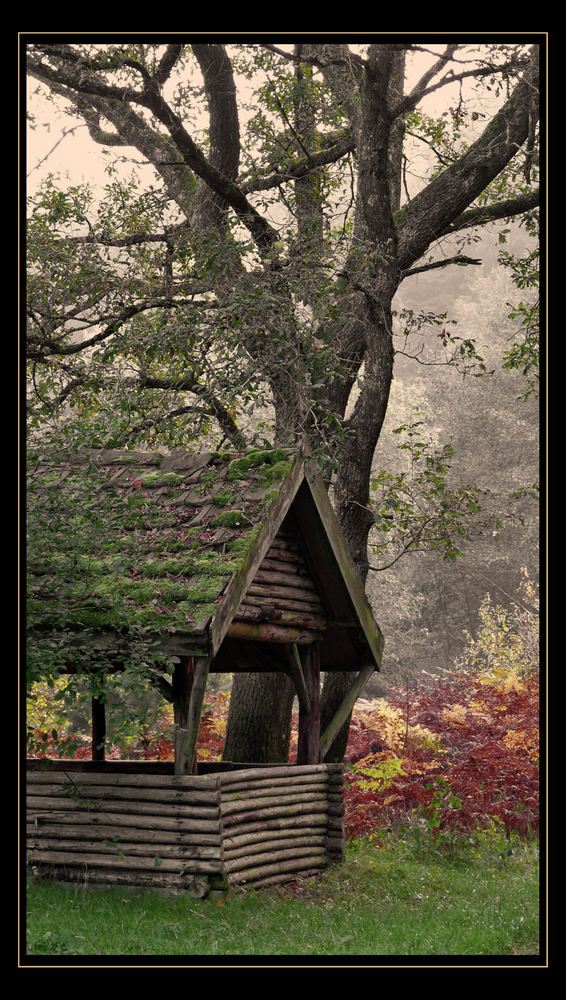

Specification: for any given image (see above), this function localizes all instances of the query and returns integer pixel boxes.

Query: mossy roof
[27,444,384,670]
[27,446,295,651]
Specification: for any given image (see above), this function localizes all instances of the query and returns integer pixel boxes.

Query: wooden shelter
[26,444,383,893]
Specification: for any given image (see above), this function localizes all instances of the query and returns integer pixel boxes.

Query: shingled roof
[27,444,383,673]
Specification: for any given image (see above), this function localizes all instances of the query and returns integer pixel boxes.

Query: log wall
[26,762,344,895]
[229,526,327,644]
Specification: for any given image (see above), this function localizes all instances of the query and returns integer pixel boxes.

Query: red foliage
[343,671,539,840]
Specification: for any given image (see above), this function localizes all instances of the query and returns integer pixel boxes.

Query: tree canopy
[25,38,541,762]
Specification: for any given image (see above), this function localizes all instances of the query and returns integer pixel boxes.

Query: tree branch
[395,45,540,272]
[402,254,482,279]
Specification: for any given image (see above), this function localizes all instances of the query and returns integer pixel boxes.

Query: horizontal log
[27,799,222,830]
[254,567,316,591]
[223,835,325,861]
[26,821,221,848]
[222,826,326,852]
[220,791,328,817]
[234,605,327,631]
[267,536,301,553]
[28,864,210,895]
[223,844,325,875]
[225,621,322,644]
[217,813,328,841]
[241,593,324,615]
[27,783,221,812]
[260,557,311,576]
[248,582,321,605]
[27,837,222,861]
[26,764,218,789]
[220,777,328,800]
[217,764,340,785]
[245,868,323,889]
[27,849,223,874]
[227,855,326,886]
[27,813,222,842]
[221,801,329,827]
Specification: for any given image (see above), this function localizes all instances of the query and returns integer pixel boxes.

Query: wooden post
[91,696,106,761]
[319,664,375,760]
[287,643,311,715]
[296,643,321,765]
[172,656,210,776]
[184,657,210,775]
[173,657,194,777]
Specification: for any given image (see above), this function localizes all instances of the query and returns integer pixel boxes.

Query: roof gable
[27,445,383,671]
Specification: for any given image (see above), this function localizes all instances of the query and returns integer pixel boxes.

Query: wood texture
[27,761,344,892]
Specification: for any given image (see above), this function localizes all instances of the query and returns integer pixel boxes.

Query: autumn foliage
[343,579,540,840]
[342,669,539,840]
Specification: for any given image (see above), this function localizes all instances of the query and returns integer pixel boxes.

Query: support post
[287,643,311,715]
[91,696,106,762]
[173,657,194,776]
[184,656,210,775]
[296,643,321,765]
[319,665,375,760]
[172,656,210,775]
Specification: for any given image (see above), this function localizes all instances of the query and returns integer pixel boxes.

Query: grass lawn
[22,827,541,965]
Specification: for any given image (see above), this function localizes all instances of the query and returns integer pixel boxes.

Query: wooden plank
[294,474,384,668]
[319,664,376,759]
[184,656,209,776]
[173,657,194,777]
[173,656,210,776]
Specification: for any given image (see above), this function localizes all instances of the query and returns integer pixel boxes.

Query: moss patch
[210,509,253,529]
[141,471,186,488]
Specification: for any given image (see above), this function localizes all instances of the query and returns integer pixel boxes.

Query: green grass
[23,829,540,961]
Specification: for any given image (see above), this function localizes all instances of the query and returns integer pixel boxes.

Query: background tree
[26,38,541,762]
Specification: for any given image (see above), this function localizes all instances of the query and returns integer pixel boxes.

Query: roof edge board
[209,456,307,657]
[302,465,384,670]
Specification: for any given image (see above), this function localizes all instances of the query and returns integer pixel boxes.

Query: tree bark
[222,671,296,764]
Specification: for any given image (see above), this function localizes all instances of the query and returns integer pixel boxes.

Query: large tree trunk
[222,671,296,763]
